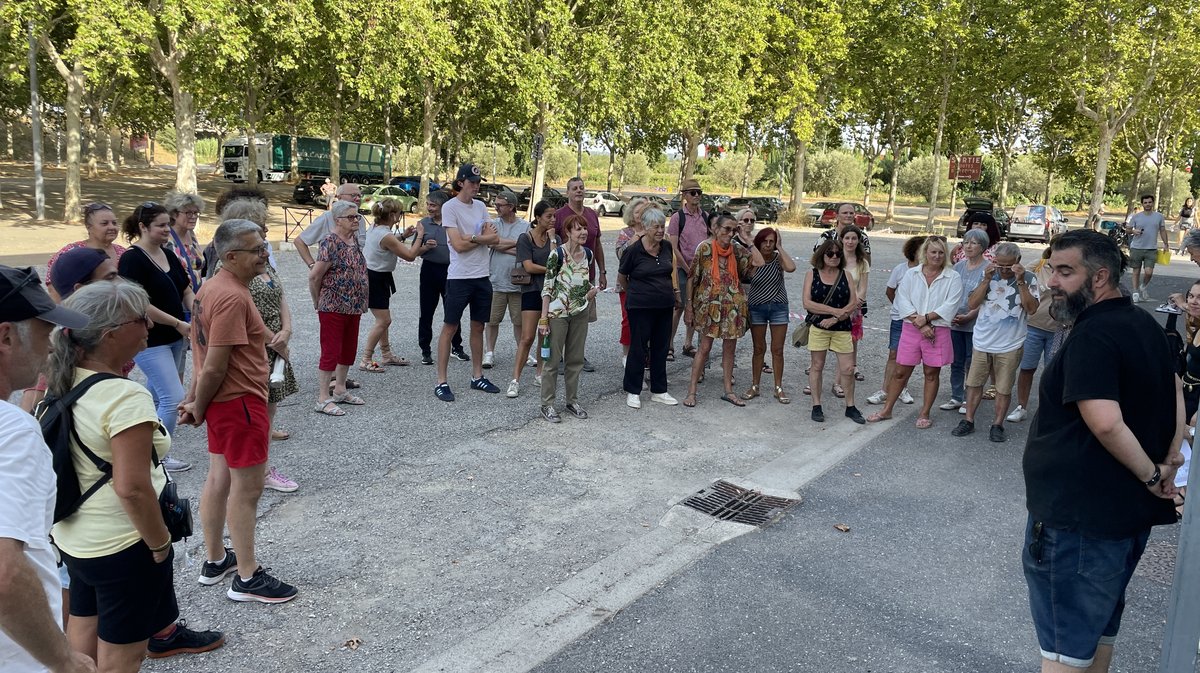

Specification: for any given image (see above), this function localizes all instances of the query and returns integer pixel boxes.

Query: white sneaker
[482,351,494,369]
[526,354,537,367]
[899,389,915,405]
[866,390,887,405]
[506,379,519,398]
[1132,291,1141,303]
[534,374,542,387]
[627,393,642,409]
[959,405,967,415]
[1007,405,1028,422]
[650,392,679,406]
[939,398,963,411]
[622,356,627,368]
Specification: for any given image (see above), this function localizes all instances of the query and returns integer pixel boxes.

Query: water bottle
[269,357,286,389]
[540,333,551,360]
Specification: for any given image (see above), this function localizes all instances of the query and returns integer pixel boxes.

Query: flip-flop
[721,392,746,407]
[682,394,697,408]
[915,417,933,429]
[682,345,697,358]
[666,349,676,362]
[333,392,365,406]
[866,412,891,423]
[854,370,865,381]
[271,428,291,441]
[358,360,385,372]
[313,400,346,417]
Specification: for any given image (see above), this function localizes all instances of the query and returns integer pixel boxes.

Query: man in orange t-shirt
[180,219,297,604]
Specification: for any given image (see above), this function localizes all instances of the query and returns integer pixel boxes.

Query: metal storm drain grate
[680,480,800,527]
[1135,541,1176,585]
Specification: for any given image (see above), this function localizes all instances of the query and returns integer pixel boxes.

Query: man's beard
[1050,282,1094,323]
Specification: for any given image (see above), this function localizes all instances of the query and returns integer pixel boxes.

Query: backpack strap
[53,373,122,514]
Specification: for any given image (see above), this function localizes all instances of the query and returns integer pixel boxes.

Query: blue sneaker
[434,383,455,402]
[470,377,500,393]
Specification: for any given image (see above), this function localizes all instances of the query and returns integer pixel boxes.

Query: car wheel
[409,202,417,214]
[598,206,606,217]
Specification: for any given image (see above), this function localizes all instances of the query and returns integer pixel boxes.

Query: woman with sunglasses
[309,200,369,417]
[163,191,207,304]
[47,281,224,667]
[46,202,128,302]
[743,226,795,403]
[805,240,863,423]
[117,202,193,473]
[682,212,764,408]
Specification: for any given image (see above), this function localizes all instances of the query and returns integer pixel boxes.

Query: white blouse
[893,265,963,328]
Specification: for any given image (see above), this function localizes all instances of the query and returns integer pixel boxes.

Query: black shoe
[227,567,298,604]
[582,357,596,373]
[197,547,237,585]
[845,406,865,424]
[434,383,455,402]
[541,405,561,423]
[811,405,825,423]
[565,403,588,419]
[420,352,434,365]
[147,620,225,659]
[451,347,470,362]
[952,420,975,437]
[470,377,500,393]
[989,424,1007,442]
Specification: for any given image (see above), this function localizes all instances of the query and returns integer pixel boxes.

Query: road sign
[532,133,544,160]
[949,155,982,181]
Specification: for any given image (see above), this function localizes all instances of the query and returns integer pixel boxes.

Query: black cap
[0,265,89,329]
[455,163,483,183]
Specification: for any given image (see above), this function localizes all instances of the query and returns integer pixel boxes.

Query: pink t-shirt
[668,207,708,269]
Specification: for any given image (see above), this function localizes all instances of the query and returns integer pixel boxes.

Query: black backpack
[36,372,121,523]
[674,208,710,237]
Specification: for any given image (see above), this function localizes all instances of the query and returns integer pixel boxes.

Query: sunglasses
[683,190,702,196]
[825,251,843,258]
[741,217,756,224]
[111,314,151,329]
[83,202,112,216]
[135,201,159,223]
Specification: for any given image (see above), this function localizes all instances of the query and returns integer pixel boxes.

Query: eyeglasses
[684,190,702,196]
[111,314,151,329]
[0,270,39,305]
[338,214,359,221]
[180,210,200,219]
[230,243,270,255]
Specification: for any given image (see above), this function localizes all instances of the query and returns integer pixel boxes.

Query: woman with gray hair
[618,205,679,407]
[941,227,990,412]
[164,191,207,298]
[46,281,224,663]
[308,199,368,416]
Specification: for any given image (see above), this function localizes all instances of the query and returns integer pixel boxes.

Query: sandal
[333,392,365,406]
[762,364,773,374]
[271,428,291,441]
[682,393,697,408]
[721,392,746,407]
[313,400,346,417]
[803,385,811,395]
[682,345,697,358]
[915,417,933,429]
[330,379,362,393]
[866,412,891,423]
[854,369,865,382]
[832,384,846,398]
[741,385,760,401]
[379,349,411,366]
[982,387,997,400]
[666,348,676,362]
[774,386,791,404]
[358,359,385,373]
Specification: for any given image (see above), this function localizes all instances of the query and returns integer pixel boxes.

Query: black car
[389,175,443,195]
[667,194,722,217]
[479,182,516,207]
[292,178,326,206]
[956,196,1011,239]
[726,196,783,222]
[518,186,568,211]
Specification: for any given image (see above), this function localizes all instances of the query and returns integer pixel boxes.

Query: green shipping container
[270,135,388,183]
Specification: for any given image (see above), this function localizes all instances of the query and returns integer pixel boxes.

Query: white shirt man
[296,183,367,267]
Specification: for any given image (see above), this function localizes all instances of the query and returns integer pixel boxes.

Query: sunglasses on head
[83,202,112,216]
[135,201,159,223]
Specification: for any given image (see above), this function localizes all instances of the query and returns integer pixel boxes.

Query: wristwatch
[1144,465,1162,487]
[470,234,477,243]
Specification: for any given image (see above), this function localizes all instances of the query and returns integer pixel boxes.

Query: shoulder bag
[793,269,844,348]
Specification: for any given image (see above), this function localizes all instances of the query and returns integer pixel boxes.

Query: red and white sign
[949,155,982,181]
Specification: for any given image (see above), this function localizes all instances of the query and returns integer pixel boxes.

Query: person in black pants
[417,191,464,363]
[618,206,679,408]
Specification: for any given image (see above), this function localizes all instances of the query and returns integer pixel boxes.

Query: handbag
[510,260,531,285]
[1157,249,1172,266]
[153,443,193,542]
[792,269,844,348]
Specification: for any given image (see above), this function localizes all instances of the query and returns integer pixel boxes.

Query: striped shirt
[748,251,788,305]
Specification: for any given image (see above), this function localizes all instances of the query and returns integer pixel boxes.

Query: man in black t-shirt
[1022,231,1184,672]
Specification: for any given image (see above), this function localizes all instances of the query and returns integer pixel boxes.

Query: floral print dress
[689,240,752,340]
[317,234,368,314]
[249,265,298,403]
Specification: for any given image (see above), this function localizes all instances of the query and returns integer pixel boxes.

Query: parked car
[583,190,625,217]
[641,195,671,213]
[389,175,442,195]
[518,186,568,211]
[726,196,784,222]
[359,185,418,215]
[478,182,516,207]
[292,179,324,206]
[816,202,875,230]
[955,196,1012,239]
[1008,204,1067,243]
[667,195,723,217]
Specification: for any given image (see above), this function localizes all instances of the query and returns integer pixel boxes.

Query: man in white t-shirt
[434,164,500,401]
[295,182,367,268]
[1125,194,1169,302]
[0,265,95,673]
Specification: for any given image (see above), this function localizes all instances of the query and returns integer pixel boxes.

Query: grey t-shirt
[418,217,450,266]
[488,216,530,293]
[1129,211,1166,250]
[950,258,987,332]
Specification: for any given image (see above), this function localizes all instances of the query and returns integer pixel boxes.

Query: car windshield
[585,191,597,198]
[1014,206,1045,220]
[223,146,244,158]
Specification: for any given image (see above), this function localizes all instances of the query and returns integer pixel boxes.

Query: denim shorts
[749,302,789,326]
[889,319,903,350]
[1020,326,1057,370]
[1022,516,1149,668]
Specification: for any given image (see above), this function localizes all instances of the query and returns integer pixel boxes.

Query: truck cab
[222,135,288,183]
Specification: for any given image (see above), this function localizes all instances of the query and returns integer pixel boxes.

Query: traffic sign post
[532,133,544,160]
[949,155,982,181]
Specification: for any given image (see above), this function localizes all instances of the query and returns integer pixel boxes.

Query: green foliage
[623,152,651,185]
[897,154,939,197]
[543,145,575,183]
[462,140,512,179]
[710,152,766,190]
[195,137,217,164]
[805,150,866,196]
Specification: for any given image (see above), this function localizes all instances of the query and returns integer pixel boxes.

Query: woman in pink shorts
[868,236,962,428]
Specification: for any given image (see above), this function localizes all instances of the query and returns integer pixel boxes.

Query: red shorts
[205,395,269,468]
[318,311,362,371]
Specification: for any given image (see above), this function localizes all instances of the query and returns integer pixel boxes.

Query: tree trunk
[1043,158,1054,209]
[998,149,1012,209]
[491,140,498,182]
[288,118,299,181]
[887,143,902,222]
[576,132,584,179]
[1088,124,1115,222]
[168,79,198,193]
[740,145,754,198]
[1153,149,1166,208]
[6,122,14,159]
[617,149,627,195]
[84,118,99,179]
[925,68,951,231]
[403,143,411,176]
[529,107,551,219]
[862,153,878,207]
[104,127,116,171]
[419,82,437,207]
[948,162,959,218]
[329,78,343,186]
[790,136,807,210]
[246,126,259,188]
[383,104,393,181]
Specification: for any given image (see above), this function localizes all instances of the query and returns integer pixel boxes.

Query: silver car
[583,191,625,217]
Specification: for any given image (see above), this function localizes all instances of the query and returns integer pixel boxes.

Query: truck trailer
[222,134,388,185]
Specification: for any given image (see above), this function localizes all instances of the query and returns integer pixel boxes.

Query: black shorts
[444,277,492,324]
[367,269,397,310]
[521,290,542,312]
[64,541,179,644]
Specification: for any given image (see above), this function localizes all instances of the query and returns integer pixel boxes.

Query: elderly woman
[164,191,206,300]
[309,199,368,416]
[868,236,962,428]
[47,281,223,667]
[805,240,862,423]
[361,199,428,372]
[619,206,679,408]
[614,196,650,363]
[941,228,989,412]
[47,202,128,302]
[951,212,1001,263]
[538,214,599,422]
[868,235,926,406]
[743,227,795,403]
[683,212,764,408]
[117,202,192,473]
[509,201,557,397]
[218,200,299,493]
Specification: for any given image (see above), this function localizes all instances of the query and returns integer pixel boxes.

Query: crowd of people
[1,167,1196,672]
